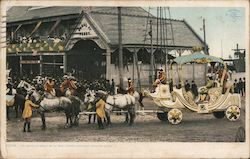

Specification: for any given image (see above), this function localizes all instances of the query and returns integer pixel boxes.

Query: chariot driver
[127,78,135,95]
[199,75,214,102]
[43,77,56,96]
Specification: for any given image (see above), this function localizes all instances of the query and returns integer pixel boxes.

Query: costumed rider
[127,78,135,95]
[44,77,56,97]
[60,75,78,96]
[68,76,78,96]
[152,68,167,92]
[60,75,68,95]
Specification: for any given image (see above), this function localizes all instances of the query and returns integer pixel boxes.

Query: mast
[118,7,124,88]
[203,18,207,84]
[149,20,154,84]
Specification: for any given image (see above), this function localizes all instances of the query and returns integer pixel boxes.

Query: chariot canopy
[173,52,223,65]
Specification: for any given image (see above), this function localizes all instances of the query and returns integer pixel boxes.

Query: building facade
[7,7,207,86]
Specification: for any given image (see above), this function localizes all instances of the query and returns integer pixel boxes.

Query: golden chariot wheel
[167,108,183,125]
[226,105,240,121]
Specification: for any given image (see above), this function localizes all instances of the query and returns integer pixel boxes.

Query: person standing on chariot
[22,95,39,132]
[151,68,167,93]
[158,69,167,84]
[44,77,56,97]
[153,68,167,86]
[127,78,135,95]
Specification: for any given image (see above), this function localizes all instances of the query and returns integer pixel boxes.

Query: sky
[148,7,246,59]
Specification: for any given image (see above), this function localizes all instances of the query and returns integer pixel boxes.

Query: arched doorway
[67,40,106,80]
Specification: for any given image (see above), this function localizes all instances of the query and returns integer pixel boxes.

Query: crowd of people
[233,77,246,96]
[8,34,67,45]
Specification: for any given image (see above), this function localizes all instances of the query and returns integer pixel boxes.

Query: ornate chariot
[144,52,241,124]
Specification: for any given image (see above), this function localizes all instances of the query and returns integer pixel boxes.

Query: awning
[174,52,223,65]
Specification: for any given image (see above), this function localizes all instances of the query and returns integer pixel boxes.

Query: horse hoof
[64,125,69,128]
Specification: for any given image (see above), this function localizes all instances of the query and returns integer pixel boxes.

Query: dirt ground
[6,98,245,142]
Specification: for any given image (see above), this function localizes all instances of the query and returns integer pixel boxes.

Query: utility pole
[118,7,124,88]
[203,19,207,54]
[203,18,207,84]
[149,20,154,84]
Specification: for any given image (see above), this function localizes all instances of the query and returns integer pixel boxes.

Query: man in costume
[152,68,167,93]
[127,78,135,95]
[44,77,56,97]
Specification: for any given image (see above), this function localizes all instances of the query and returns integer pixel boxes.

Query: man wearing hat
[127,78,135,95]
[44,77,55,97]
[60,75,69,95]
[159,69,167,84]
[22,95,39,132]
[153,68,167,86]
[199,75,214,102]
[68,76,78,96]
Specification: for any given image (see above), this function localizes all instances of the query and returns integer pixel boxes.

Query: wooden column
[135,50,141,92]
[106,47,111,80]
[63,53,67,74]
[118,7,124,88]
[19,56,23,76]
[39,55,43,75]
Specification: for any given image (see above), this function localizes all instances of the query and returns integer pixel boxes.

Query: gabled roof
[90,11,204,47]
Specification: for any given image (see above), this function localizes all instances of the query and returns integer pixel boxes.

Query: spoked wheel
[157,112,168,121]
[226,105,240,121]
[213,111,225,119]
[167,108,183,124]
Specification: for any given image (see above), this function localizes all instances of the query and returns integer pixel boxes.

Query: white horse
[84,90,137,129]
[83,89,99,124]
[17,80,35,93]
[17,80,84,129]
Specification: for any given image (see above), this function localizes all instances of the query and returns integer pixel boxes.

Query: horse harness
[105,94,133,109]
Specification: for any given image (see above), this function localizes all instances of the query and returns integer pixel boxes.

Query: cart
[143,52,241,124]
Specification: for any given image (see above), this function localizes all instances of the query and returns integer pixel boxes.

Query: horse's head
[17,80,24,89]
[27,89,42,103]
[96,90,109,101]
